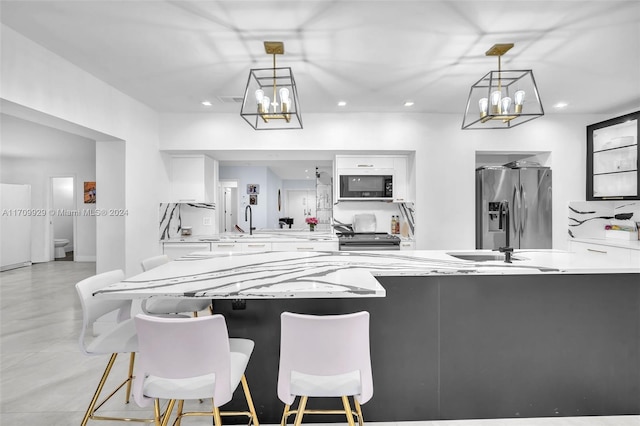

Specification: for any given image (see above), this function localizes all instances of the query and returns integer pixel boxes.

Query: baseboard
[0,261,32,272]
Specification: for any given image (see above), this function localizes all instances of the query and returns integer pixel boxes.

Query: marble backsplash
[568,201,640,239]
[160,203,216,240]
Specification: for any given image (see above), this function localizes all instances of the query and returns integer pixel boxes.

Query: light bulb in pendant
[279,88,290,113]
[501,97,512,114]
[479,98,488,118]
[490,91,502,114]
[262,97,270,113]
[514,90,525,114]
[255,89,264,104]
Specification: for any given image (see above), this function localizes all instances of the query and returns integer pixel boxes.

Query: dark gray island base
[213,273,640,423]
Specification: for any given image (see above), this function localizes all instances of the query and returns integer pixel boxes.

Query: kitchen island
[96,250,640,422]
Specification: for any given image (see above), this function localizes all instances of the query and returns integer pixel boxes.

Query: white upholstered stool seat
[290,370,362,398]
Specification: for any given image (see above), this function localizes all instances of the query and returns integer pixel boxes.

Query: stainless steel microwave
[338,174,393,199]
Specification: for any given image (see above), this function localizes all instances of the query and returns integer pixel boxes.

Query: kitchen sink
[446,252,528,262]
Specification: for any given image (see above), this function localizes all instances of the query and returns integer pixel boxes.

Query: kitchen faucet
[244,205,255,235]
[497,200,513,263]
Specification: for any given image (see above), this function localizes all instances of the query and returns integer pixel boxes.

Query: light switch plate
[203,217,212,226]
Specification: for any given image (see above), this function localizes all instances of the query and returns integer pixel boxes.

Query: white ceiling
[2,0,639,117]
[2,1,639,180]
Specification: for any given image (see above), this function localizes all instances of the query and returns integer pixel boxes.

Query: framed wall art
[84,181,96,204]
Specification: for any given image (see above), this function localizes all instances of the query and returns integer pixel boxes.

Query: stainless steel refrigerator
[476,163,552,249]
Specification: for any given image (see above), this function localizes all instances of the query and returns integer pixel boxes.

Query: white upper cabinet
[392,156,408,203]
[335,156,395,170]
[170,155,218,203]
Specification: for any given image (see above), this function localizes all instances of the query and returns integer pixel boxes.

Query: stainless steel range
[338,232,401,251]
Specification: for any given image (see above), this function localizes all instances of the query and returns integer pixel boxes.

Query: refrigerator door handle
[512,185,520,234]
[520,184,528,237]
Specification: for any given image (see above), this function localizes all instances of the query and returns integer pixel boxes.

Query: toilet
[54,239,69,259]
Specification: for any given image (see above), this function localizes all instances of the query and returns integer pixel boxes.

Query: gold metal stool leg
[280,404,291,426]
[81,353,118,426]
[213,405,223,426]
[293,396,307,426]
[354,397,364,426]
[175,400,185,426]
[125,352,135,404]
[342,396,356,426]
[241,375,260,426]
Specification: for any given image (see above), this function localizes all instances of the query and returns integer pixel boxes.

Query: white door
[219,181,238,233]
[223,186,237,233]
[286,190,316,229]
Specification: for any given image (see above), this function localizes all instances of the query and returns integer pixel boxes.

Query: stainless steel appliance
[338,174,393,200]
[476,163,552,249]
[338,232,401,251]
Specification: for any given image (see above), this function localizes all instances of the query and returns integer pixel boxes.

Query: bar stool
[140,254,213,317]
[75,270,153,425]
[132,314,260,426]
[277,311,373,426]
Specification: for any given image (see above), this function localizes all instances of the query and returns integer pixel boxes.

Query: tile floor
[1,261,638,426]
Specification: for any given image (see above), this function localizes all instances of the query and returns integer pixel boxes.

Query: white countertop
[94,249,640,300]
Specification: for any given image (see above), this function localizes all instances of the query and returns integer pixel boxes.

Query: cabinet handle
[296,247,315,250]
[179,199,197,202]
[247,244,266,247]
[587,248,608,254]
[357,164,374,168]
[217,244,235,247]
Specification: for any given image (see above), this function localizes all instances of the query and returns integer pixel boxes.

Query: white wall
[0,114,96,262]
[1,24,167,275]
[159,112,614,250]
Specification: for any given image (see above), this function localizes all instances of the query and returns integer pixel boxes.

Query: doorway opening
[50,176,76,261]
[219,180,238,233]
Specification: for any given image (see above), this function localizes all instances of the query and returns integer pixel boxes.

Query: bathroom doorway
[219,180,238,233]
[50,176,76,261]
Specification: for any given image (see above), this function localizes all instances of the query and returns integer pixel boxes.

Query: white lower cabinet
[210,242,241,252]
[163,242,211,260]
[271,241,339,251]
[399,241,415,250]
[165,239,339,257]
[241,242,272,252]
[210,242,272,252]
[568,240,640,264]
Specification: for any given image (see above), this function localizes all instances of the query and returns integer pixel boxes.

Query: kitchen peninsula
[96,250,640,422]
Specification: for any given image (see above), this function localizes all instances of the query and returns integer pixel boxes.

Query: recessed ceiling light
[553,102,569,109]
[404,101,415,107]
[337,101,347,107]
[201,100,212,107]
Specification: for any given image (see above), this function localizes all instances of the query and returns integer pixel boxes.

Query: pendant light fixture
[240,41,303,130]
[462,43,544,130]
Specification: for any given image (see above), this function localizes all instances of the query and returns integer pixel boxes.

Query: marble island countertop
[95,249,640,300]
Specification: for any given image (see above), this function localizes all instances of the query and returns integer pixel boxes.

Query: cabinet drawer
[210,242,241,252]
[241,242,272,252]
[569,241,632,258]
[163,242,211,260]
[271,241,338,251]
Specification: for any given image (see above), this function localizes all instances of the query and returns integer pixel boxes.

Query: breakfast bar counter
[95,249,639,300]
[96,250,639,422]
